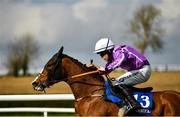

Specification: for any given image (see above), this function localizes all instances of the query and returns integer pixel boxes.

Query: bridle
[43,54,67,87]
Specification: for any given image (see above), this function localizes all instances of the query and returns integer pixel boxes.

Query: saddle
[127,86,153,93]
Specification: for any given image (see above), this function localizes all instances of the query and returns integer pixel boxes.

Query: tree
[6,34,39,76]
[130,4,164,54]
[20,34,39,76]
[6,41,22,76]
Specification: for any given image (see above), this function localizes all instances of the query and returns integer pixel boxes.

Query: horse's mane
[62,54,90,71]
[62,54,105,83]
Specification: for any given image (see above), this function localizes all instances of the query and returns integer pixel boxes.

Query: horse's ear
[58,46,64,54]
[56,46,64,59]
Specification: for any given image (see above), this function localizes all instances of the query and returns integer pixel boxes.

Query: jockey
[86,38,151,114]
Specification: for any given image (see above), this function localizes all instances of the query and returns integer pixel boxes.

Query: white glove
[98,66,105,71]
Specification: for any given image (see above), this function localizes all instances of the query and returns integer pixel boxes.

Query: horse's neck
[62,57,104,99]
[62,57,84,76]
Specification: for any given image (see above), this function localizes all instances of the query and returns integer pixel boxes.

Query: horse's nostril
[32,81,37,86]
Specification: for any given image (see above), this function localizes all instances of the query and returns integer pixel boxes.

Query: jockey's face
[101,53,109,62]
[99,51,110,62]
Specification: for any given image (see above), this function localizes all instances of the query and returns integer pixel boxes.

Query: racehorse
[32,47,180,116]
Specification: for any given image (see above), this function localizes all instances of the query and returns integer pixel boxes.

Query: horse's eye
[47,63,53,68]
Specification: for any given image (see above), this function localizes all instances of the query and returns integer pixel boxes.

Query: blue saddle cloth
[104,81,122,104]
[104,81,153,115]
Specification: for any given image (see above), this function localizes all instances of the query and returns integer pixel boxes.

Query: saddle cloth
[104,81,153,115]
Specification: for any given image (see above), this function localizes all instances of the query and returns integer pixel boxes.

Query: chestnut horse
[32,47,180,116]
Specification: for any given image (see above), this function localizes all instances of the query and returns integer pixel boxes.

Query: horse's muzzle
[32,81,45,91]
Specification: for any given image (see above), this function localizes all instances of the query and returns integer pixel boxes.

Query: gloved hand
[85,64,98,70]
[86,64,106,74]
[97,66,106,74]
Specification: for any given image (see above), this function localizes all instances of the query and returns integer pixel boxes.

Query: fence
[0,94,75,117]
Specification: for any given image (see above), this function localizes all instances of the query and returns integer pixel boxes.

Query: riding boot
[114,84,141,114]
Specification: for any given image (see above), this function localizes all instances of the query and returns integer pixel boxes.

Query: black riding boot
[114,84,141,114]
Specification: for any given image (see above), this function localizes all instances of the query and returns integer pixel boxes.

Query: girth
[75,93,104,102]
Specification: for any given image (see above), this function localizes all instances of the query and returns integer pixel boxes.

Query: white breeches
[111,65,151,86]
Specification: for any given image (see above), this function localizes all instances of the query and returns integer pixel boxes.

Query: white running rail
[0,94,74,101]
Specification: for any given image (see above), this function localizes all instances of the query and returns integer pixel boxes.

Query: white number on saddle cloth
[133,92,152,108]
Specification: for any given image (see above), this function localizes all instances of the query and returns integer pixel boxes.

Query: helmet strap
[105,38,110,51]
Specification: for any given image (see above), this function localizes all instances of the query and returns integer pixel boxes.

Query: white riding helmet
[94,38,114,53]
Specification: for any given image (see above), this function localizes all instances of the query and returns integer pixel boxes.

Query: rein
[41,70,104,91]
[71,70,99,78]
[45,70,101,84]
[68,70,104,86]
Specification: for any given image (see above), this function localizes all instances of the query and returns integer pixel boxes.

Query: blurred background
[0,0,180,116]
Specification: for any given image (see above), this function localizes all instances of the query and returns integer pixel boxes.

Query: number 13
[134,94,150,108]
